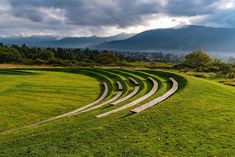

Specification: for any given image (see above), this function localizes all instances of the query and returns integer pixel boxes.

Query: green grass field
[0,69,101,131]
[0,68,234,156]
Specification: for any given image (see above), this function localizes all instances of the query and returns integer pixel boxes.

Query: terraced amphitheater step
[67,82,109,116]
[95,77,158,118]
[80,81,123,113]
[128,77,139,86]
[117,81,122,91]
[0,82,109,135]
[111,77,140,106]
[131,78,178,113]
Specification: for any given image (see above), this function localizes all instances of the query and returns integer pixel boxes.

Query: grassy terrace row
[0,68,233,156]
[88,69,169,118]
[0,68,175,130]
[0,68,170,132]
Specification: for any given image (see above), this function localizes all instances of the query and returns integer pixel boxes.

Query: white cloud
[100,14,209,36]
[212,0,235,10]
[0,0,11,12]
[38,7,66,23]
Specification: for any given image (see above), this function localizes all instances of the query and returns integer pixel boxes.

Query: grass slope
[0,68,234,156]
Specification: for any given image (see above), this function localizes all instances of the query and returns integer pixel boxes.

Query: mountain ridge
[0,33,135,48]
[0,25,235,55]
[96,25,235,53]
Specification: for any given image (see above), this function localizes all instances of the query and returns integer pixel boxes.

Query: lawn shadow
[101,104,113,110]
[121,112,135,118]
[0,69,37,76]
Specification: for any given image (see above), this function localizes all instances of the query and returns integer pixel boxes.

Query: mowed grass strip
[0,70,100,131]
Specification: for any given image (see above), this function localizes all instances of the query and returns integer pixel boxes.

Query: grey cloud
[8,0,235,28]
[13,8,43,22]
[8,0,163,27]
[0,0,234,37]
[165,0,216,16]
[205,10,235,27]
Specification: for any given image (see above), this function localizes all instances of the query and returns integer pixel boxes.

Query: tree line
[0,44,234,73]
[0,43,122,66]
[0,43,186,66]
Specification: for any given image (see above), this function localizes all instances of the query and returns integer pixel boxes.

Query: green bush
[47,58,68,66]
[209,59,232,73]
[196,65,220,72]
[34,58,47,64]
[226,72,235,79]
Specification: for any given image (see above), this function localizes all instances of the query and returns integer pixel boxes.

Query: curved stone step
[128,77,139,86]
[81,81,123,113]
[111,77,140,106]
[117,81,122,91]
[131,78,178,113]
[67,82,109,116]
[95,77,158,118]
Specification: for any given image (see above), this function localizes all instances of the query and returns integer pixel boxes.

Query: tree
[37,49,54,60]
[94,51,119,65]
[55,48,75,60]
[0,46,22,63]
[184,51,211,67]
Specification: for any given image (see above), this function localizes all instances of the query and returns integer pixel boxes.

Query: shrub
[226,72,235,79]
[196,65,220,72]
[47,58,68,66]
[34,58,47,64]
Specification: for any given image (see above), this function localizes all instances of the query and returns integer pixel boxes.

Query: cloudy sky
[0,0,235,37]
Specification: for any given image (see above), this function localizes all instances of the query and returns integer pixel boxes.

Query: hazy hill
[49,33,134,48]
[0,33,134,48]
[0,36,57,47]
[96,25,235,53]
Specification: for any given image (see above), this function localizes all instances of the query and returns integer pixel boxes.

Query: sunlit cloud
[212,0,235,10]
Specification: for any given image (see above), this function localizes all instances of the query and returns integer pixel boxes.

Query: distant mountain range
[96,25,235,53]
[0,25,235,55]
[0,33,134,48]
[48,33,134,48]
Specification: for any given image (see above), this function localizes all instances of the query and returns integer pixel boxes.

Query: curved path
[81,81,123,113]
[111,77,140,106]
[0,82,109,135]
[95,77,158,118]
[131,78,178,113]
